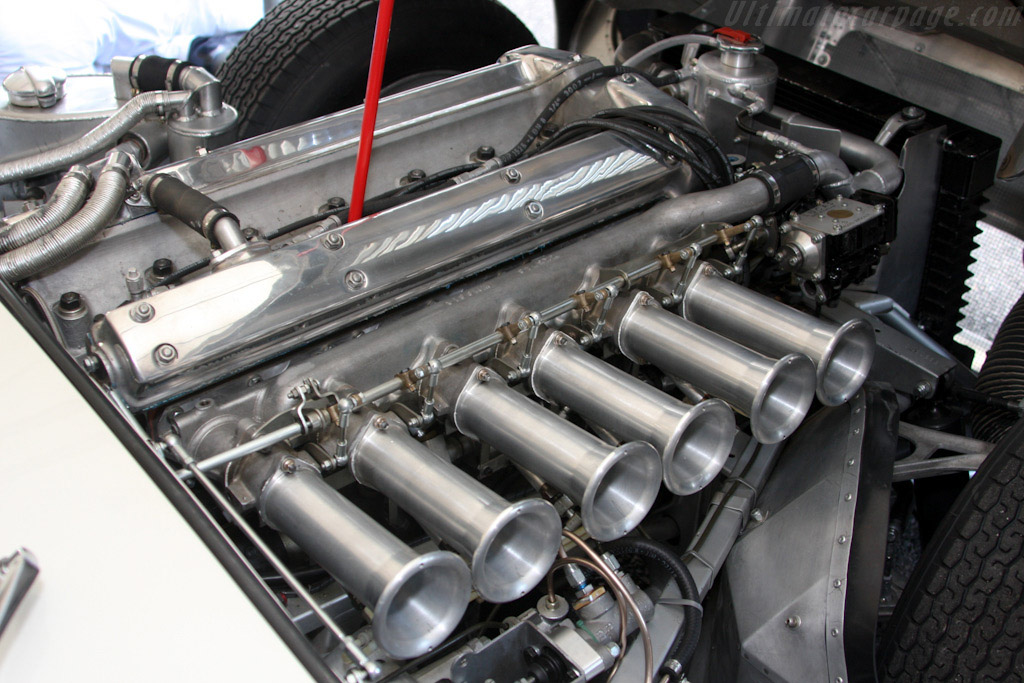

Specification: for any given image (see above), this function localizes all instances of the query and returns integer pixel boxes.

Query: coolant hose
[0,91,187,183]
[971,290,1024,442]
[0,166,92,252]
[602,537,702,681]
[0,151,133,281]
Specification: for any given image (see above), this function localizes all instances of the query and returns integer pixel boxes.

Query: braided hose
[0,166,92,252]
[0,91,187,183]
[0,151,133,281]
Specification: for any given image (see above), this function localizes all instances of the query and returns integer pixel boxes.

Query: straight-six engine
[2,37,935,683]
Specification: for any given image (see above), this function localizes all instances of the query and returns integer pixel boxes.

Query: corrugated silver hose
[0,166,92,252]
[0,151,133,281]
[0,91,187,184]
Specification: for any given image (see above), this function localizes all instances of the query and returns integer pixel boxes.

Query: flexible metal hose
[0,91,187,184]
[0,166,92,252]
[0,151,133,281]
[622,35,718,68]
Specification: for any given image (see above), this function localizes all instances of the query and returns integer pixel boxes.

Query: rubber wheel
[879,417,1024,681]
[218,0,536,139]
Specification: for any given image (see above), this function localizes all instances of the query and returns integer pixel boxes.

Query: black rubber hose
[133,56,190,91]
[601,537,702,680]
[498,65,674,166]
[971,289,1024,442]
[146,174,236,243]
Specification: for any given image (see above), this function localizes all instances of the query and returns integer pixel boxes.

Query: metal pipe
[531,330,735,495]
[770,107,902,195]
[0,90,188,183]
[258,457,471,660]
[175,422,305,479]
[0,150,134,281]
[0,166,91,252]
[448,365,662,542]
[681,263,875,405]
[161,434,381,679]
[612,291,816,444]
[349,411,562,603]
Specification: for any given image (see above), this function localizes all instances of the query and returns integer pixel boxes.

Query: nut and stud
[524,201,543,219]
[373,416,389,431]
[154,343,178,364]
[58,291,82,313]
[125,267,144,296]
[152,258,174,279]
[322,232,344,250]
[475,145,495,160]
[503,168,522,184]
[476,369,491,382]
[280,457,297,474]
[130,301,155,323]
[344,270,367,290]
[405,169,426,183]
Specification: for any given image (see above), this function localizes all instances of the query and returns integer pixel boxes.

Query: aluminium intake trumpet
[348,411,562,603]
[681,263,875,405]
[531,329,736,495]
[611,291,816,444]
[258,456,470,659]
[445,365,663,542]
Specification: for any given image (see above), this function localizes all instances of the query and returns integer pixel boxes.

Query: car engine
[0,27,1005,683]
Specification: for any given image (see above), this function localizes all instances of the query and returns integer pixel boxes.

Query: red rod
[348,0,395,221]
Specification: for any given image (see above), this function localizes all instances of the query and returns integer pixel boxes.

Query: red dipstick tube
[348,0,395,222]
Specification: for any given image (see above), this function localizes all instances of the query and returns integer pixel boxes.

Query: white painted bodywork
[0,309,315,682]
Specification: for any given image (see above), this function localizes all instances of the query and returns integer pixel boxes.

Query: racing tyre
[879,417,1024,681]
[218,0,536,139]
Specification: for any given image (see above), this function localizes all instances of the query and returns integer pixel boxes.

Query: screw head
[555,335,568,347]
[831,628,840,637]
[503,168,522,184]
[154,343,178,364]
[344,270,367,290]
[834,579,843,588]
[785,615,801,628]
[621,73,637,84]
[524,200,543,219]
[751,508,765,523]
[280,457,297,474]
[130,301,155,323]
[406,169,426,182]
[838,535,848,544]
[372,416,389,431]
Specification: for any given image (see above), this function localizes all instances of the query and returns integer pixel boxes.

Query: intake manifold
[444,365,662,541]
[531,330,735,495]
[348,411,562,603]
[258,457,470,659]
[681,263,875,405]
[611,291,816,444]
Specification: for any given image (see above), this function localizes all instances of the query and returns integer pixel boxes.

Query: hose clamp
[749,168,782,210]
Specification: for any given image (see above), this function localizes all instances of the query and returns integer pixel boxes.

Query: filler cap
[3,66,67,108]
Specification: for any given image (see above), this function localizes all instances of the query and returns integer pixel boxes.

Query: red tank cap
[713,27,753,43]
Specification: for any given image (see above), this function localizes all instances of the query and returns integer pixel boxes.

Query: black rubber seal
[0,279,339,683]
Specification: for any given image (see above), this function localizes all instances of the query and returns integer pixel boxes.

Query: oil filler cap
[3,66,67,108]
